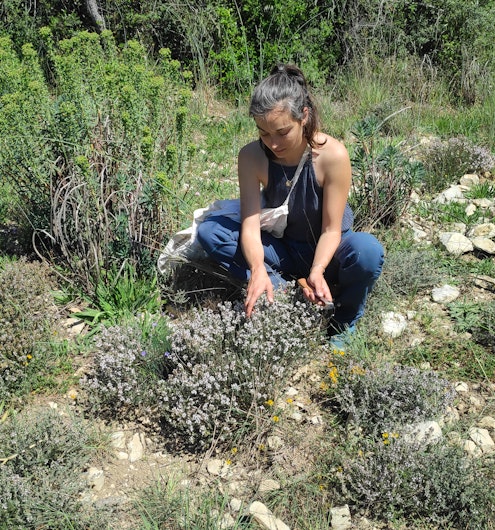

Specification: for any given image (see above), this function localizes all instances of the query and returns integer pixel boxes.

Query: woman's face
[254,104,308,163]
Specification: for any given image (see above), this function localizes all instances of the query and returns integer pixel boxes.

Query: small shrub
[329,435,495,527]
[158,285,324,449]
[80,316,170,418]
[374,248,443,299]
[0,406,109,529]
[350,115,425,230]
[326,359,455,435]
[0,258,59,402]
[420,136,495,192]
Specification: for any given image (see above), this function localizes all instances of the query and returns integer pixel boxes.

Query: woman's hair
[249,64,322,150]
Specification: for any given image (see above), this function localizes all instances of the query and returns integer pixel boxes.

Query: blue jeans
[197,215,384,329]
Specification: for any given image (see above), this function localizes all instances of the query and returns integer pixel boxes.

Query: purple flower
[141,351,147,357]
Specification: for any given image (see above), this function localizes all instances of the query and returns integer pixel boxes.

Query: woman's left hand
[305,269,332,306]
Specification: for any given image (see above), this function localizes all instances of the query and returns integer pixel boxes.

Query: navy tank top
[262,154,354,244]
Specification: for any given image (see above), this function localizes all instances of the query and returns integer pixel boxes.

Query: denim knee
[339,232,384,284]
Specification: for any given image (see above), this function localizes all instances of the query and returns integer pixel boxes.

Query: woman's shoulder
[238,140,267,174]
[312,133,350,166]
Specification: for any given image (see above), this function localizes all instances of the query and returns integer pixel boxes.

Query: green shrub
[325,358,454,436]
[420,136,495,193]
[158,285,324,449]
[0,406,109,529]
[80,315,170,418]
[349,114,425,230]
[0,258,59,402]
[328,434,495,527]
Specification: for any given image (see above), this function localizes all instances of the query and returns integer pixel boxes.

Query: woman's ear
[301,106,309,126]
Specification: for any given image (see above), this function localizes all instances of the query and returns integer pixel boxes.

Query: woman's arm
[304,138,352,305]
[238,142,274,317]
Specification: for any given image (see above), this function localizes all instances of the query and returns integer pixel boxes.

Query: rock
[206,458,224,476]
[455,381,469,393]
[220,513,236,529]
[310,415,324,425]
[431,284,460,304]
[438,232,473,256]
[434,185,466,204]
[330,504,352,530]
[110,431,127,450]
[289,411,303,422]
[459,174,480,187]
[267,435,284,450]
[473,198,494,209]
[464,439,483,458]
[465,203,477,216]
[381,311,407,338]
[468,222,495,238]
[249,501,290,530]
[469,427,495,454]
[471,236,495,254]
[230,498,243,512]
[127,432,145,462]
[259,479,281,493]
[403,421,442,446]
[86,466,105,491]
[478,416,495,431]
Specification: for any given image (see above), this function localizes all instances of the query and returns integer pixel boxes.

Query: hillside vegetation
[1,2,495,529]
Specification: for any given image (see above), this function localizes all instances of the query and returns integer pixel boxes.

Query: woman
[197,64,384,342]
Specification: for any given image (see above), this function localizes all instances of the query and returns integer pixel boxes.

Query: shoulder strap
[282,146,311,205]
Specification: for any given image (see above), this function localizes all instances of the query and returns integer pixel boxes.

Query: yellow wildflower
[26,354,33,360]
[225,459,232,466]
[231,447,238,455]
[265,399,274,407]
[328,366,339,385]
[286,398,293,404]
[272,416,280,423]
[320,381,329,391]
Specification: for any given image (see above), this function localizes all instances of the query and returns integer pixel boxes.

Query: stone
[249,501,290,530]
[469,427,495,453]
[404,421,442,446]
[258,479,281,493]
[127,432,145,462]
[220,513,236,529]
[468,222,495,238]
[434,185,466,204]
[478,416,495,430]
[267,435,284,450]
[465,203,477,216]
[330,504,352,530]
[459,173,480,187]
[230,498,243,512]
[455,381,469,393]
[463,439,483,457]
[438,232,473,256]
[110,431,127,449]
[471,236,495,254]
[285,387,299,397]
[431,285,460,304]
[381,311,407,338]
[86,466,105,491]
[206,458,224,476]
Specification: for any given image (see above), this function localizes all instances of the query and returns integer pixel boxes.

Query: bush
[80,316,170,418]
[326,358,455,435]
[0,258,59,402]
[157,285,324,449]
[420,136,495,193]
[0,406,109,529]
[330,434,495,527]
[349,115,425,230]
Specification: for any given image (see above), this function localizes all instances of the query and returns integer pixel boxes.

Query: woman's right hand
[244,267,274,317]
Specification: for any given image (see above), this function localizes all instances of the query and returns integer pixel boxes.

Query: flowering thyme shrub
[421,136,495,192]
[0,258,58,402]
[327,360,455,435]
[330,435,495,527]
[158,285,324,448]
[81,317,170,418]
